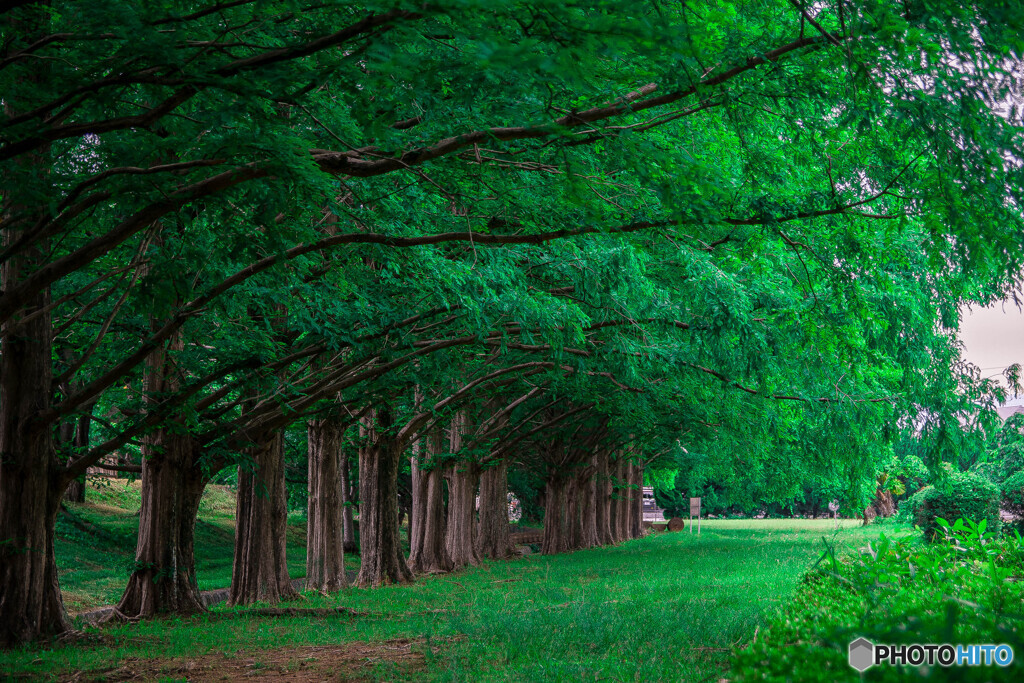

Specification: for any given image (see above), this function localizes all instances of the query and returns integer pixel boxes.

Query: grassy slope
[54,479,313,612]
[7,509,899,681]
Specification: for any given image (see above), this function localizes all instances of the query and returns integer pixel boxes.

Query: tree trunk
[230,430,298,605]
[628,462,643,539]
[871,482,896,518]
[444,464,480,569]
[340,446,357,554]
[115,431,206,619]
[565,474,581,550]
[63,475,85,504]
[0,273,69,642]
[443,411,480,570]
[0,5,72,642]
[0,464,67,645]
[409,430,452,573]
[57,419,79,502]
[611,457,628,543]
[579,461,599,549]
[476,461,513,560]
[60,407,92,504]
[409,455,424,561]
[595,449,613,545]
[542,476,569,554]
[355,407,413,587]
[306,417,346,593]
[114,324,209,620]
[409,445,423,561]
[55,345,93,505]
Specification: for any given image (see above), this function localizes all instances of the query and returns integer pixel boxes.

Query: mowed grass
[54,479,313,611]
[5,507,902,682]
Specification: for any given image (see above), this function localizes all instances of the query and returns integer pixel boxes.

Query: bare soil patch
[62,637,440,682]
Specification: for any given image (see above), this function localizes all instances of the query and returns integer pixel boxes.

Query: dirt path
[62,637,438,682]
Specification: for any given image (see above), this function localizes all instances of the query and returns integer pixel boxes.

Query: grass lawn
[4,494,903,682]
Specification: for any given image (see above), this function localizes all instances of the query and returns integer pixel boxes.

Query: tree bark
[611,457,628,543]
[306,417,346,593]
[408,429,452,573]
[595,449,613,545]
[57,420,79,502]
[0,458,67,645]
[409,455,423,560]
[355,407,413,587]
[115,431,206,619]
[476,461,513,560]
[541,476,569,554]
[340,446,357,554]
[409,444,423,561]
[444,463,481,569]
[565,474,581,550]
[112,321,211,620]
[578,460,599,549]
[59,406,93,503]
[0,2,73,645]
[443,411,480,570]
[230,430,298,605]
[63,475,85,504]
[0,267,69,642]
[55,344,93,504]
[628,461,643,539]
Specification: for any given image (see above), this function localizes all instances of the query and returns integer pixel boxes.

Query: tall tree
[306,414,348,593]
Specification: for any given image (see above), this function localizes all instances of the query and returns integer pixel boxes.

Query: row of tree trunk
[541,450,644,554]
[114,403,647,618]
[2,377,642,644]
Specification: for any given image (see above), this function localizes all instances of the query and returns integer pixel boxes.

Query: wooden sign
[689,497,701,535]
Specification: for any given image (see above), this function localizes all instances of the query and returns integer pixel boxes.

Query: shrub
[894,485,928,524]
[914,471,1000,540]
[730,522,1024,682]
[1001,470,1024,517]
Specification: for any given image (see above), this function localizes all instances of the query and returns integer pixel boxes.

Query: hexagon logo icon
[849,637,875,672]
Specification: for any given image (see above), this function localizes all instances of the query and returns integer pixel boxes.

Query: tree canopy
[2,0,1024,645]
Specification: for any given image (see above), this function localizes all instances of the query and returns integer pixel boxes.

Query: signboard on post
[689,497,701,535]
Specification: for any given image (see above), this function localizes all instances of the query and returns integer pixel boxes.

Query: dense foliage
[732,520,1024,682]
[3,0,1024,646]
[1001,471,1024,518]
[912,472,1002,541]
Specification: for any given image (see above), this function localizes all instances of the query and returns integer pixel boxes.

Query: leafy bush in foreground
[730,519,1024,682]
[914,472,1001,540]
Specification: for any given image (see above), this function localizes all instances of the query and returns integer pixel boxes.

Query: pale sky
[959,301,1024,390]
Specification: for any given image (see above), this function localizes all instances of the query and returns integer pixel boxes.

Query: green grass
[6,509,902,681]
[55,479,313,611]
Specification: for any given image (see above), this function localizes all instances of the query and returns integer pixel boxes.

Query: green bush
[894,485,928,524]
[730,521,1024,682]
[1001,470,1024,517]
[913,471,1000,540]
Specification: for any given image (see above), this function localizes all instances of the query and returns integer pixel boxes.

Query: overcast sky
[959,301,1024,393]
